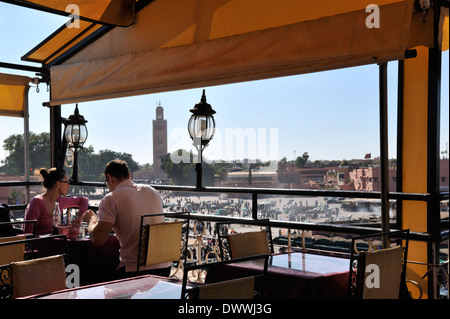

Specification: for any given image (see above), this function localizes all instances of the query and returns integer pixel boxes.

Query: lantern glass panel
[188,115,215,144]
[65,123,88,151]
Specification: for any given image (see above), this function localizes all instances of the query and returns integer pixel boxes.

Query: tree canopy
[295,152,310,168]
[160,150,215,186]
[1,132,50,176]
[0,132,139,181]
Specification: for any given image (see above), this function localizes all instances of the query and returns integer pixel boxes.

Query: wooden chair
[181,254,269,299]
[11,255,67,298]
[0,235,68,261]
[137,213,188,274]
[0,235,27,299]
[216,219,273,260]
[348,229,412,299]
[0,235,27,266]
[0,235,68,299]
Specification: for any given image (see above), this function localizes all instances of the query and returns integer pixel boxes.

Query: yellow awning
[22,20,103,64]
[10,0,444,106]
[20,0,151,65]
[8,0,136,26]
[0,73,31,118]
[440,7,449,51]
[49,0,427,105]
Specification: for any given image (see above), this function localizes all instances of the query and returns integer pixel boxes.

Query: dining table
[65,235,120,285]
[28,274,187,299]
[35,233,120,286]
[205,251,350,299]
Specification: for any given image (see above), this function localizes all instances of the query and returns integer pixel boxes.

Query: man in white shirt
[83,160,171,279]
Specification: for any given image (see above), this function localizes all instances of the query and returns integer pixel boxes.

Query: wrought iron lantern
[64,104,88,182]
[187,90,216,188]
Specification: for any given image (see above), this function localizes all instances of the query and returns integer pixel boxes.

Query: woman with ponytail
[23,168,89,235]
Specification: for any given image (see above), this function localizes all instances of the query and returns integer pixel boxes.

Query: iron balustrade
[1,180,448,298]
[2,180,447,242]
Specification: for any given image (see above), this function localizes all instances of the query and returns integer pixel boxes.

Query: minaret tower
[152,103,167,175]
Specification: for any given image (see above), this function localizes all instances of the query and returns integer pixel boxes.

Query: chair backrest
[216,219,273,260]
[348,229,410,299]
[228,230,271,259]
[146,221,183,265]
[359,245,403,299]
[181,254,269,299]
[137,213,185,273]
[11,254,67,298]
[0,235,26,266]
[196,276,256,299]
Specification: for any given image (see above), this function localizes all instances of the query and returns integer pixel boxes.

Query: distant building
[277,162,349,189]
[215,170,280,188]
[275,159,449,192]
[343,166,397,192]
[0,173,43,205]
[342,159,448,192]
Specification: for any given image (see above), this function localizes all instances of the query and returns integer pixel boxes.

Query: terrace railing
[1,180,448,298]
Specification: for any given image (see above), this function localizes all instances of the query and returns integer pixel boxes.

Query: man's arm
[83,210,114,246]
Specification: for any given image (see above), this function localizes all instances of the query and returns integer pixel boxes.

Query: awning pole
[0,61,42,73]
[23,85,31,204]
[379,62,390,248]
[49,105,63,169]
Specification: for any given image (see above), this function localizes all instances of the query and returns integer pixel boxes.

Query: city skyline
[0,3,449,167]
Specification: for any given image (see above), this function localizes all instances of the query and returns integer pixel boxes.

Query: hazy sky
[1,3,448,166]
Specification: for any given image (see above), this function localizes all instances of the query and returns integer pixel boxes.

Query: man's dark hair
[104,160,130,180]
